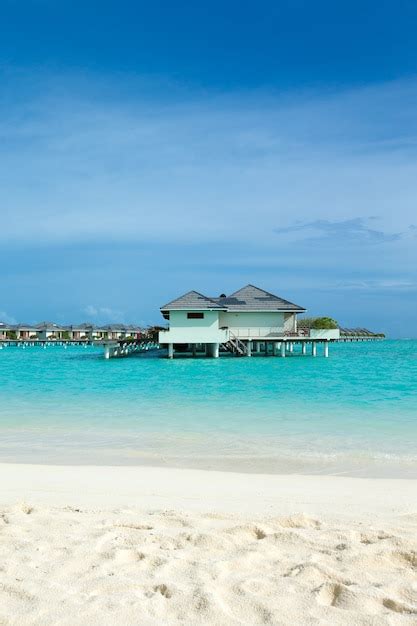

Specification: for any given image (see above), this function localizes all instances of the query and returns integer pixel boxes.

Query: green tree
[311,317,338,329]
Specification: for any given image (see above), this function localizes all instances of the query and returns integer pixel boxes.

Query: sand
[0,465,416,625]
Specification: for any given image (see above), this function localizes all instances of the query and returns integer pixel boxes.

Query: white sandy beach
[0,464,416,625]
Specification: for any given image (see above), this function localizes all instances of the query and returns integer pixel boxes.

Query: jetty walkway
[0,330,385,360]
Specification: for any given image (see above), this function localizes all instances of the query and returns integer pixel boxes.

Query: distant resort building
[0,322,143,342]
[0,322,11,340]
[15,324,38,340]
[35,322,66,341]
[67,323,95,341]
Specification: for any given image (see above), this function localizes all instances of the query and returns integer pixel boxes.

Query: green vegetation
[298,316,339,330]
[6,330,17,340]
[311,317,339,329]
[61,331,70,340]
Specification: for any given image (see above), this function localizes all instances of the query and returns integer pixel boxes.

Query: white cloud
[0,311,17,325]
[1,72,417,250]
[333,279,417,292]
[83,305,124,322]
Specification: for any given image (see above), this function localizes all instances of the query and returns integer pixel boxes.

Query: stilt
[273,342,279,356]
[213,343,219,358]
[168,343,174,359]
[302,343,307,355]
[192,344,197,357]
[289,342,294,353]
[256,341,260,353]
[281,341,286,357]
[324,341,329,358]
[312,342,317,357]
[247,341,252,357]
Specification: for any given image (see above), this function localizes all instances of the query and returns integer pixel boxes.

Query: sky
[1,1,417,336]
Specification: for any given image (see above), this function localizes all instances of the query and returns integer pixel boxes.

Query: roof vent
[219,293,226,298]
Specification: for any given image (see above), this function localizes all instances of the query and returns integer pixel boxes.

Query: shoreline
[2,453,417,479]
[1,462,416,519]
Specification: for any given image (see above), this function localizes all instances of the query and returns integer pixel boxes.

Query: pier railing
[225,327,289,338]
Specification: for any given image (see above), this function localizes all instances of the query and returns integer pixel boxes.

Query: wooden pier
[0,339,96,349]
[0,333,384,361]
[162,337,334,359]
[103,340,160,359]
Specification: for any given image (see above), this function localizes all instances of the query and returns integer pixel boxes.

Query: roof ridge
[161,285,305,312]
[229,283,275,298]
[228,284,304,308]
[161,289,226,310]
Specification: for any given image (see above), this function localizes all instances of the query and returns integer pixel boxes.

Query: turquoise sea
[0,341,416,477]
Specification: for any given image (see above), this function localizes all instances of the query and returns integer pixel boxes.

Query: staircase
[222,332,248,356]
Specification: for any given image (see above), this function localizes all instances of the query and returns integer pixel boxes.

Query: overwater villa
[158,284,337,358]
[35,322,66,341]
[15,324,38,340]
[94,324,141,341]
[0,322,11,340]
[0,322,142,342]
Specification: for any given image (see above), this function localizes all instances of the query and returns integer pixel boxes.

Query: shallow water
[0,340,416,476]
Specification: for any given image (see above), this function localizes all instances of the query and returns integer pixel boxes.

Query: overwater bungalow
[66,323,95,341]
[0,322,12,340]
[94,325,128,340]
[96,324,142,341]
[158,284,321,358]
[0,321,145,345]
[124,324,143,339]
[15,324,38,340]
[35,322,66,341]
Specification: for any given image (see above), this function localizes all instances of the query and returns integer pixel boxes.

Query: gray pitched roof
[35,321,65,330]
[98,324,127,331]
[69,323,96,330]
[161,290,226,311]
[15,323,38,330]
[213,284,305,312]
[161,285,305,312]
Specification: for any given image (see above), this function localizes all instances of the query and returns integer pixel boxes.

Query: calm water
[0,341,417,476]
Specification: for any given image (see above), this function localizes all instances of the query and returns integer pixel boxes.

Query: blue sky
[1,1,417,336]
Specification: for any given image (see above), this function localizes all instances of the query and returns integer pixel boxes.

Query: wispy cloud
[333,279,417,291]
[274,217,412,245]
[1,71,417,247]
[0,311,17,325]
[83,305,125,322]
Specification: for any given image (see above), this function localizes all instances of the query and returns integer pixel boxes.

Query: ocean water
[0,340,417,477]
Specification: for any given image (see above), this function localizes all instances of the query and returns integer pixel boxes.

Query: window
[187,312,204,319]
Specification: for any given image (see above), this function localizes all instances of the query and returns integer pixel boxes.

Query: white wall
[218,311,296,337]
[159,310,227,344]
[309,329,340,340]
[283,313,296,332]
[159,309,300,343]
